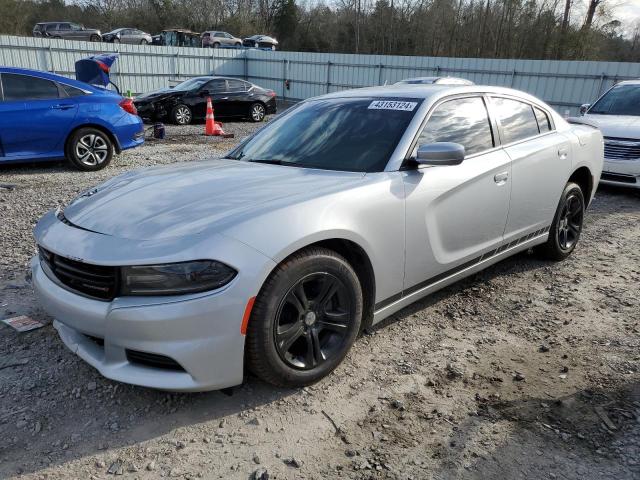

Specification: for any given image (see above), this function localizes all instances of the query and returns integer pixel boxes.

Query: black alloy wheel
[246,247,363,388]
[537,181,585,260]
[274,272,353,370]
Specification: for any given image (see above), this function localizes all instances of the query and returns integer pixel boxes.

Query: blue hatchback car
[0,67,143,171]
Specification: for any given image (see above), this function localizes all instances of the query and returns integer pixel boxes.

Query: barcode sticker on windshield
[368,100,418,111]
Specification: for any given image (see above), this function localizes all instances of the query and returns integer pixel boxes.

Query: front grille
[601,172,637,184]
[39,247,118,300]
[604,137,640,161]
[125,349,185,371]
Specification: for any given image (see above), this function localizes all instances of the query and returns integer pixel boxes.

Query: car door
[122,29,136,44]
[490,96,571,241]
[203,79,231,117]
[225,79,251,116]
[0,73,78,158]
[402,95,512,292]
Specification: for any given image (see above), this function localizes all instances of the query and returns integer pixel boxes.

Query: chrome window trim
[487,94,557,148]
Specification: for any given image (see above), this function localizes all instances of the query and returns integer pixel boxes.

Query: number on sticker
[368,100,418,111]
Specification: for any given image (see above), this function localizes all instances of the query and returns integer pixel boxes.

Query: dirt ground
[1,122,639,480]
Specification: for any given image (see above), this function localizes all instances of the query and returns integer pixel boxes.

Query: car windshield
[228,97,422,172]
[172,77,209,92]
[589,84,640,116]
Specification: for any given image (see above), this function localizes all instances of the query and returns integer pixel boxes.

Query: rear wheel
[66,127,114,171]
[90,34,100,42]
[246,247,363,388]
[213,42,220,48]
[249,102,266,122]
[171,105,192,125]
[536,182,585,260]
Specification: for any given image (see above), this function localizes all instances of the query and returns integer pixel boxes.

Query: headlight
[120,260,236,296]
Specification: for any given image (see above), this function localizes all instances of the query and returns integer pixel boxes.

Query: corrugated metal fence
[2,35,640,115]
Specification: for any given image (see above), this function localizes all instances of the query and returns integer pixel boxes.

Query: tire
[66,127,114,171]
[112,37,120,44]
[213,42,220,48]
[235,42,241,46]
[536,182,585,261]
[140,39,148,45]
[246,247,363,388]
[171,104,192,125]
[90,35,100,42]
[249,102,266,122]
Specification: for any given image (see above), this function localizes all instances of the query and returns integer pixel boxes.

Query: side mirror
[415,142,465,166]
[579,104,590,115]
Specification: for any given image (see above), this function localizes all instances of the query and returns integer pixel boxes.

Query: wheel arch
[257,237,377,333]
[568,166,594,205]
[65,123,121,154]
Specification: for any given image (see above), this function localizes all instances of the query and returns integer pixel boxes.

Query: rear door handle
[494,171,509,185]
[51,104,75,110]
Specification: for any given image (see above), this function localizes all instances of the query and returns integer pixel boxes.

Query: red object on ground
[205,97,228,136]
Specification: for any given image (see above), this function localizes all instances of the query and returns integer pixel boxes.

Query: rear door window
[2,73,60,101]
[227,79,248,92]
[492,97,540,144]
[418,96,494,156]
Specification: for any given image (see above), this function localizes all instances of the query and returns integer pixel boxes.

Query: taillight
[119,97,137,115]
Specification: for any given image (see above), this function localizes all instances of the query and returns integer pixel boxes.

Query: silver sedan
[32,85,603,391]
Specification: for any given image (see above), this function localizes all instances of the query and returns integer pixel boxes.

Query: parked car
[32,84,602,391]
[242,34,278,50]
[202,31,242,48]
[578,80,640,189]
[33,22,101,42]
[0,66,143,171]
[102,28,152,45]
[134,76,277,124]
[395,76,474,85]
[152,29,201,47]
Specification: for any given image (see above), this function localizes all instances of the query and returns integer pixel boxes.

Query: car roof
[615,79,640,86]
[317,84,551,108]
[0,66,104,93]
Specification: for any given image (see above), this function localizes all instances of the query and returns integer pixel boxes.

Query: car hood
[63,159,366,241]
[135,88,176,101]
[581,114,640,139]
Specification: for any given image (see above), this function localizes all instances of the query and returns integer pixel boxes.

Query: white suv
[580,80,640,189]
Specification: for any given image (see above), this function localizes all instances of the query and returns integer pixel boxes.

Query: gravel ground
[1,121,639,480]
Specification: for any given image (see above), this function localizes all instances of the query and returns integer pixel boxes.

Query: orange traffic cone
[204,97,234,137]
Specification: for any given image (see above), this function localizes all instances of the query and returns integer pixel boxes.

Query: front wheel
[90,35,100,42]
[536,182,585,260]
[249,102,266,122]
[246,247,363,388]
[171,104,192,125]
[66,128,114,171]
[140,39,148,45]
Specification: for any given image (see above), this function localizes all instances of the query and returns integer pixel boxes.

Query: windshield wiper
[247,159,294,166]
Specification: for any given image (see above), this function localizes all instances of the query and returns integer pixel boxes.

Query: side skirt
[372,227,550,325]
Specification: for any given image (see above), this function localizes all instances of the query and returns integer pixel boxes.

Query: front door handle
[494,171,509,185]
[220,97,229,100]
[51,104,75,110]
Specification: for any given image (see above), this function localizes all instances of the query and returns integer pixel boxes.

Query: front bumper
[32,210,276,391]
[600,157,640,189]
